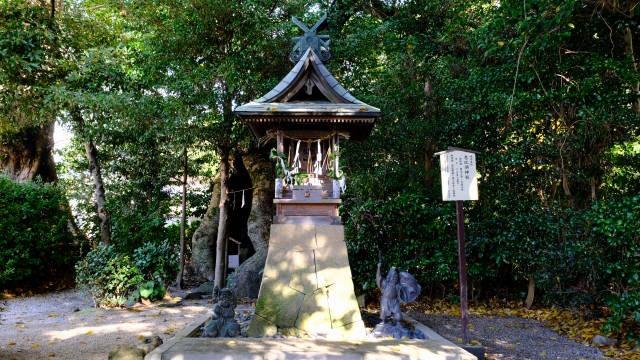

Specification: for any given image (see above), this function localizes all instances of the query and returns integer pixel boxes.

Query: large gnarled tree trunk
[190,174,221,281]
[0,122,57,182]
[229,151,273,299]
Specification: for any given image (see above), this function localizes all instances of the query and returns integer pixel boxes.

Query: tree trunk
[85,138,110,245]
[559,158,574,207]
[525,277,535,309]
[73,111,111,245]
[0,122,57,182]
[624,26,639,113]
[422,142,436,188]
[176,147,188,289]
[190,174,221,281]
[214,147,231,289]
[229,151,273,299]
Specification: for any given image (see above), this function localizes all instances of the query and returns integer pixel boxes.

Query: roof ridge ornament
[289,15,331,63]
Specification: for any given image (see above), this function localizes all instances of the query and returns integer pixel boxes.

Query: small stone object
[108,346,145,360]
[592,334,616,347]
[201,288,241,337]
[373,263,426,340]
[185,281,214,300]
[237,310,253,337]
[138,335,163,354]
[184,292,202,300]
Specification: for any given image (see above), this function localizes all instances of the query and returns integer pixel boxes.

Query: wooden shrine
[235,17,380,226]
[235,16,380,339]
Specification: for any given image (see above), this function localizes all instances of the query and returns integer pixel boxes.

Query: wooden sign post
[435,147,479,345]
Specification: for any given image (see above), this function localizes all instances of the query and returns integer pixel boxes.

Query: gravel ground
[0,289,610,360]
[0,289,210,360]
[409,311,608,360]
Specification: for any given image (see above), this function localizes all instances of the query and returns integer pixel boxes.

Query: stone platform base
[145,313,478,360]
[147,338,477,360]
[247,224,365,339]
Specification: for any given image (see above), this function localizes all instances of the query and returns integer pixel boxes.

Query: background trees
[0,0,638,343]
[329,0,639,338]
[0,1,62,182]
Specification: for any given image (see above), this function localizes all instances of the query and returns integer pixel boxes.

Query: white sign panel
[228,255,240,269]
[439,150,478,201]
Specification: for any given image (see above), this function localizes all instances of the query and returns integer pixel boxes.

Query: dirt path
[0,289,210,360]
[0,289,611,360]
[409,311,608,360]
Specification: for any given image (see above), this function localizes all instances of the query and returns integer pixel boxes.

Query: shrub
[133,239,179,285]
[75,245,143,307]
[591,196,640,341]
[109,197,169,252]
[344,191,456,294]
[132,280,166,302]
[604,290,640,343]
[0,176,77,289]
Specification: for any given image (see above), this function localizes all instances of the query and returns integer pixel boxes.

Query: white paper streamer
[313,139,323,175]
[290,140,302,175]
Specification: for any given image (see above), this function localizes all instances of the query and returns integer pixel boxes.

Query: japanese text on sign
[439,150,478,201]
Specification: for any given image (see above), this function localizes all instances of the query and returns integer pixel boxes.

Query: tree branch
[508,36,529,124]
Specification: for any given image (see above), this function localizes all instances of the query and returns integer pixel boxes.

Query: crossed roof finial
[289,15,330,63]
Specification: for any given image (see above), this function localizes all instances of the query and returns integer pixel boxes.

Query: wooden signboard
[435,147,479,345]
[439,150,478,201]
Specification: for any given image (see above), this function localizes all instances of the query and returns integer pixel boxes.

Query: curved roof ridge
[250,48,374,108]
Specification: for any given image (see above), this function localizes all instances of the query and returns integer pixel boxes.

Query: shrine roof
[234,48,380,140]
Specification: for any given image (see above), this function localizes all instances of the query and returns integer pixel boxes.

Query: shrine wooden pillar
[276,130,284,154]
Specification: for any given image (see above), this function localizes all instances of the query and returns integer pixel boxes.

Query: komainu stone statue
[202,288,240,337]
[373,262,426,339]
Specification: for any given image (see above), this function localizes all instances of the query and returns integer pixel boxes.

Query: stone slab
[246,313,277,338]
[295,287,332,335]
[286,250,317,294]
[326,319,368,340]
[247,224,366,339]
[252,279,305,328]
[314,224,344,248]
[148,338,478,360]
[262,247,315,293]
[326,281,362,329]
[269,224,316,250]
[315,243,352,288]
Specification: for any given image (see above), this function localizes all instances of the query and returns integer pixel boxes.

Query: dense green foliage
[0,176,77,289]
[345,193,456,292]
[75,242,178,306]
[1,0,638,342]
[133,240,180,285]
[594,196,640,339]
[75,245,143,306]
[0,1,62,135]
[331,0,639,340]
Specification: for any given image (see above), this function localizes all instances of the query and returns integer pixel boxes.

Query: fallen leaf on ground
[407,299,637,360]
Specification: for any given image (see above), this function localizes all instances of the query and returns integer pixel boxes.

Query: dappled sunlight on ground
[160,338,475,360]
[0,289,210,360]
[45,322,153,341]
